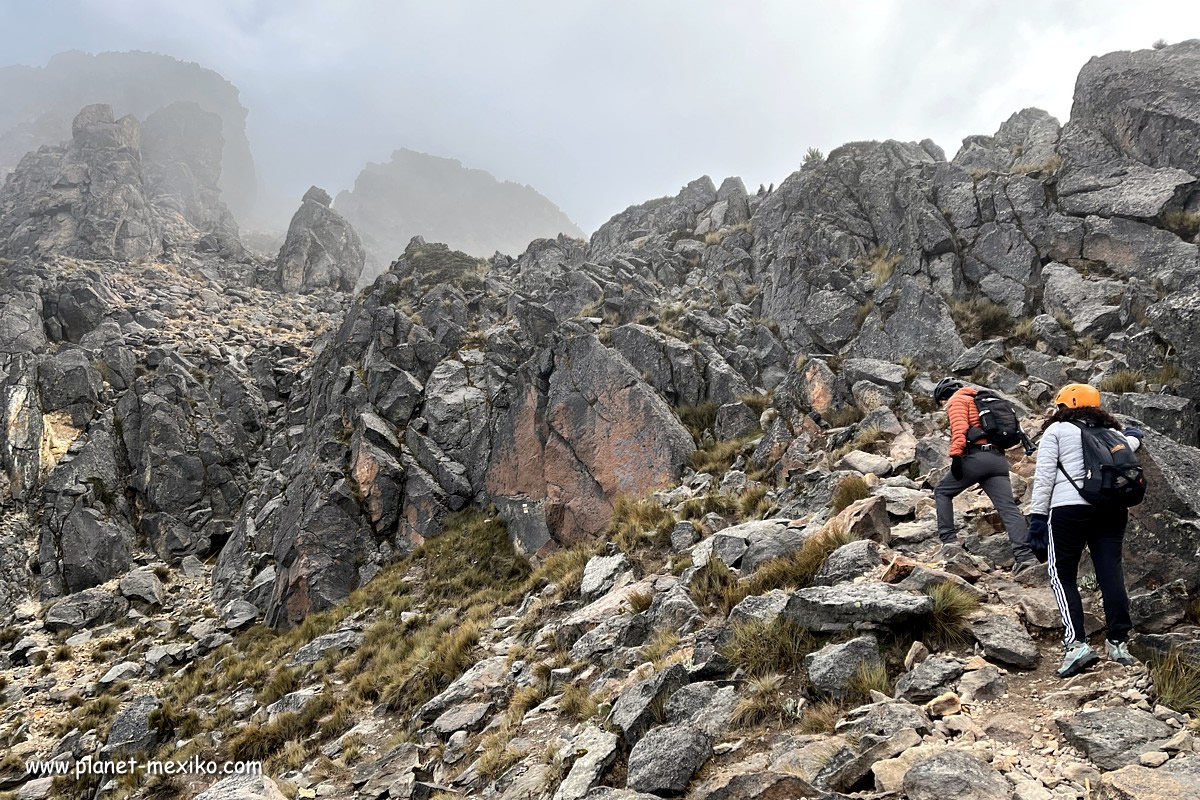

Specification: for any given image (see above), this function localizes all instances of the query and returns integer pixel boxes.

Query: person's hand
[1028,513,1049,542]
[1123,426,1144,441]
[951,456,963,479]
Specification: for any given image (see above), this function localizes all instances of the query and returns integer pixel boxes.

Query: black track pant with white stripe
[1047,503,1132,644]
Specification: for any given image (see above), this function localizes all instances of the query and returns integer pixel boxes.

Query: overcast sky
[2,1,1198,232]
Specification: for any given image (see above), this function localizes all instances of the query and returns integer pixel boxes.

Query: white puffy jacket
[1029,420,1141,515]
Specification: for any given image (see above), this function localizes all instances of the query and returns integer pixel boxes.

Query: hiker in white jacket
[1029,383,1144,678]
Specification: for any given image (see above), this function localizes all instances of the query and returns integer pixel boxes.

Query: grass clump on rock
[949,296,1013,345]
[831,475,870,514]
[732,673,787,728]
[1149,648,1200,716]
[740,523,858,598]
[921,582,979,649]
[723,617,816,677]
[1099,369,1142,395]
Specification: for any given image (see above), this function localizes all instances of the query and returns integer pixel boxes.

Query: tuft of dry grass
[823,405,863,429]
[739,484,772,520]
[831,424,886,461]
[641,629,681,666]
[1150,648,1200,716]
[862,245,902,287]
[921,582,980,649]
[1099,370,1142,395]
[831,475,870,514]
[846,660,891,702]
[625,590,654,614]
[690,557,744,615]
[1163,210,1200,240]
[738,392,772,416]
[690,433,760,477]
[679,402,718,443]
[948,297,1013,345]
[679,492,739,521]
[732,673,786,728]
[723,617,815,677]
[560,684,599,722]
[608,495,678,554]
[739,522,857,598]
[798,699,843,734]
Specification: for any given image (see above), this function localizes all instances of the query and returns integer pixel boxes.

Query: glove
[1027,513,1049,541]
[1123,426,1144,441]
[950,456,963,479]
[1027,513,1050,563]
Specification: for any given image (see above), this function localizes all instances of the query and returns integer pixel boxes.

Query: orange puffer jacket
[946,386,985,457]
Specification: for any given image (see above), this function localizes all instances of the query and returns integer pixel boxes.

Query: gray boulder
[44,587,128,632]
[1057,707,1174,770]
[118,567,166,607]
[0,104,162,260]
[581,552,633,600]
[609,663,689,743]
[895,655,966,703]
[784,583,933,632]
[968,607,1039,668]
[625,725,712,796]
[836,699,931,738]
[193,775,289,800]
[901,749,1013,800]
[813,539,881,586]
[275,186,366,293]
[100,695,160,757]
[554,725,620,800]
[804,635,881,698]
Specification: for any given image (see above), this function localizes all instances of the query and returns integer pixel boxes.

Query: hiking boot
[1107,640,1138,666]
[1057,641,1099,678]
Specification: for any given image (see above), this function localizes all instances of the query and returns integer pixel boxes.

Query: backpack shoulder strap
[1056,461,1084,493]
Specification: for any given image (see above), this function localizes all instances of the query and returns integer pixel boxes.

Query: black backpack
[973,390,1023,449]
[1057,420,1146,508]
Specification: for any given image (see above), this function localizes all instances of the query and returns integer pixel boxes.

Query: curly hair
[1050,405,1121,429]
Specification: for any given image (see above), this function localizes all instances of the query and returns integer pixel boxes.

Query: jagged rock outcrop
[0,104,162,261]
[335,147,584,274]
[0,102,252,264]
[0,50,257,220]
[141,101,242,257]
[274,186,365,293]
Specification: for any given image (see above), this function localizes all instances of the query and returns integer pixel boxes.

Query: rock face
[0,50,257,220]
[141,101,242,255]
[335,147,584,272]
[0,102,248,263]
[275,186,366,292]
[0,104,161,261]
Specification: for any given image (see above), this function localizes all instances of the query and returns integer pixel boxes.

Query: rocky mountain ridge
[334,148,585,281]
[1,39,1200,800]
[0,50,258,223]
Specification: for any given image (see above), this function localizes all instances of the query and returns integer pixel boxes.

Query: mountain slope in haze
[0,50,257,222]
[335,147,585,272]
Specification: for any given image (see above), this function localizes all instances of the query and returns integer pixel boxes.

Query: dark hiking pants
[1048,503,1132,644]
[935,447,1033,562]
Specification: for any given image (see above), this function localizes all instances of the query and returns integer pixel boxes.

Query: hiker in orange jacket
[932,378,1037,576]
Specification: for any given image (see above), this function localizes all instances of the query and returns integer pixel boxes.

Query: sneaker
[1057,641,1100,678]
[1107,640,1138,666]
